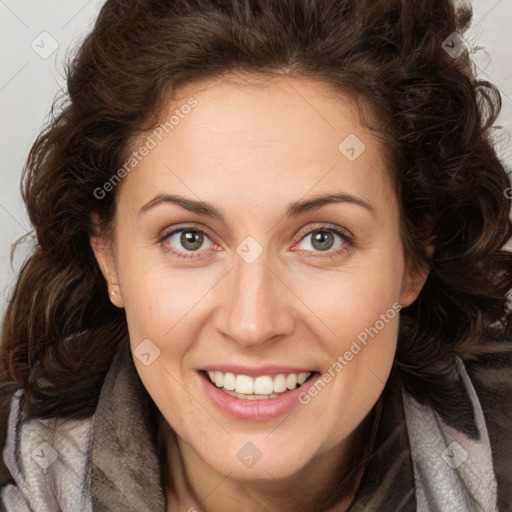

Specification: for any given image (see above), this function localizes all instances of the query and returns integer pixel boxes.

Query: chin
[197,438,314,480]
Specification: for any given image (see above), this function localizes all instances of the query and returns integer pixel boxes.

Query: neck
[157,411,376,512]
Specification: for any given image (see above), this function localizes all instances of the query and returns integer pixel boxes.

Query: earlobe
[400,267,428,307]
[400,245,433,308]
[89,224,124,308]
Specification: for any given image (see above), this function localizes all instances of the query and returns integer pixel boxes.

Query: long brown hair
[1,0,512,504]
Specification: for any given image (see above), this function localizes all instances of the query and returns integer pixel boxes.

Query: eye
[293,225,352,257]
[158,224,353,260]
[159,227,215,259]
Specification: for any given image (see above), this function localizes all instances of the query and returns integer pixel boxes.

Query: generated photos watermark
[93,97,198,200]
[298,301,402,404]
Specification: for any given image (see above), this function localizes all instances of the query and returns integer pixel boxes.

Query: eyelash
[157,224,353,260]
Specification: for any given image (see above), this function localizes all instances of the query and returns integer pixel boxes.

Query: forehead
[118,74,395,218]
[165,73,374,155]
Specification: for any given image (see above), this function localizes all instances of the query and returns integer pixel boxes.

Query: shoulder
[402,349,512,512]
[464,348,512,512]
[0,384,16,507]
[0,385,95,512]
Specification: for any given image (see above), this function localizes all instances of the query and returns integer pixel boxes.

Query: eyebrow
[139,192,376,220]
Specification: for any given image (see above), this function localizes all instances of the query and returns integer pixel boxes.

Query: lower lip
[198,371,321,421]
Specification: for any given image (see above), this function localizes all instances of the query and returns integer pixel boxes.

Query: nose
[214,248,295,348]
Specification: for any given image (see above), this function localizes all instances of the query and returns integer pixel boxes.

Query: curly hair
[1,0,511,450]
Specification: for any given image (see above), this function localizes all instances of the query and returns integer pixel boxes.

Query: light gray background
[1,0,511,321]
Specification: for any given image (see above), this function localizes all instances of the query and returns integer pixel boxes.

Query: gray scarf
[0,342,501,511]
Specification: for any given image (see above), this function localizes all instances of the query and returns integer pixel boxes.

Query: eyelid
[157,222,216,243]
[294,222,354,242]
[290,224,353,258]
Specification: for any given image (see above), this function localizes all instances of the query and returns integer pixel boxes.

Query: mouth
[201,369,319,400]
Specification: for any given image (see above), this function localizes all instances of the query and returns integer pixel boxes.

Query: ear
[89,214,124,308]
[399,245,433,308]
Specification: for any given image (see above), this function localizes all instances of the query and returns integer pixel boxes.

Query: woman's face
[92,74,427,480]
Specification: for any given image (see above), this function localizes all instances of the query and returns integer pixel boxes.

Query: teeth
[236,374,254,394]
[254,376,273,395]
[297,372,309,385]
[223,372,236,391]
[273,374,287,393]
[286,374,297,390]
[206,370,312,395]
[223,389,280,400]
[214,371,224,387]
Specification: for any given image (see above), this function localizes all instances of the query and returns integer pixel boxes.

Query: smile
[205,370,313,399]
[198,369,321,421]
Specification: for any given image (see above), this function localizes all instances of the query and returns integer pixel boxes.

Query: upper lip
[200,365,317,377]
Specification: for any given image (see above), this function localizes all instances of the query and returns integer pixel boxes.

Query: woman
[1,0,511,510]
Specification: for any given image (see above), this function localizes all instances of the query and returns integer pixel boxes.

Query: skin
[91,74,428,512]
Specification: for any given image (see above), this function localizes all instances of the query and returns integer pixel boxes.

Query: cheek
[117,256,207,431]
[116,243,209,345]
[290,251,402,416]
[292,251,403,346]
